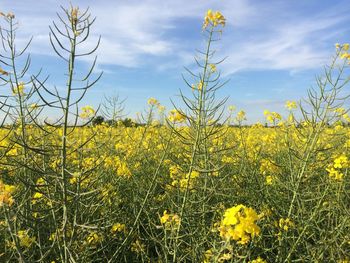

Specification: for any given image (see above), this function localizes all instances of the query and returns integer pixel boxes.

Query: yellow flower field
[0,5,350,263]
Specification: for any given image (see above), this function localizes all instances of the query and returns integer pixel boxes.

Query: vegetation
[0,6,350,263]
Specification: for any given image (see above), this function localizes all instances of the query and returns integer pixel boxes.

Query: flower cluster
[80,105,95,119]
[326,154,348,181]
[160,210,180,230]
[203,10,226,29]
[147,97,159,106]
[191,81,203,91]
[285,100,297,110]
[168,109,186,123]
[218,204,261,245]
[264,110,282,124]
[260,159,281,185]
[334,108,350,122]
[16,230,35,248]
[86,232,102,247]
[12,82,25,96]
[336,43,350,63]
[249,257,268,263]
[0,180,16,207]
[110,223,126,235]
[169,167,200,191]
[278,218,294,232]
[236,110,246,121]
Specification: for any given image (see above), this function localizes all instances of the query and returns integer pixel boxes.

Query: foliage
[0,6,350,263]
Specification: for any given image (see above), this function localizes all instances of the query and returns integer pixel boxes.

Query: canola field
[1,6,350,263]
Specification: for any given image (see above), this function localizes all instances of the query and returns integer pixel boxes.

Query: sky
[1,0,350,122]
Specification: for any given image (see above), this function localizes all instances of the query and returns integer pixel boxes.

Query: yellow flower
[265,175,273,185]
[327,167,343,181]
[33,192,43,199]
[36,177,45,186]
[17,230,35,248]
[191,81,203,91]
[168,109,186,123]
[80,105,95,119]
[0,180,16,207]
[333,155,348,169]
[86,232,101,246]
[209,64,217,73]
[326,154,348,181]
[219,205,260,245]
[157,104,166,112]
[249,257,268,263]
[203,9,226,29]
[236,110,246,121]
[160,210,170,224]
[12,82,25,96]
[264,111,282,124]
[228,105,236,112]
[278,218,294,231]
[160,210,180,229]
[147,97,159,106]
[285,100,297,110]
[111,223,126,234]
[30,103,39,109]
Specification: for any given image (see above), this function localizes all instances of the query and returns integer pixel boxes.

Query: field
[1,6,350,263]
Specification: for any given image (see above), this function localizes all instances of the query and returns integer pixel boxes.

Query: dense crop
[0,6,350,263]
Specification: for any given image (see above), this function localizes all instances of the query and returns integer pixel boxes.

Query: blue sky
[1,0,350,122]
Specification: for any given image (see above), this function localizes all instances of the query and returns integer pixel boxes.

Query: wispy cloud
[221,2,350,75]
[0,0,254,68]
[1,0,349,75]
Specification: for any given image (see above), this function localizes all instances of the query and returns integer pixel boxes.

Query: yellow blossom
[111,223,126,234]
[209,64,217,73]
[249,257,268,263]
[33,192,43,199]
[203,9,226,29]
[147,97,159,106]
[278,218,294,231]
[219,204,260,245]
[285,100,297,110]
[0,180,16,207]
[168,109,186,123]
[86,232,101,246]
[160,210,180,229]
[80,105,95,119]
[236,110,246,121]
[12,82,25,96]
[17,230,35,248]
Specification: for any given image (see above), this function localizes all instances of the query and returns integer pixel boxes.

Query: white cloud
[1,0,349,74]
[220,3,350,75]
